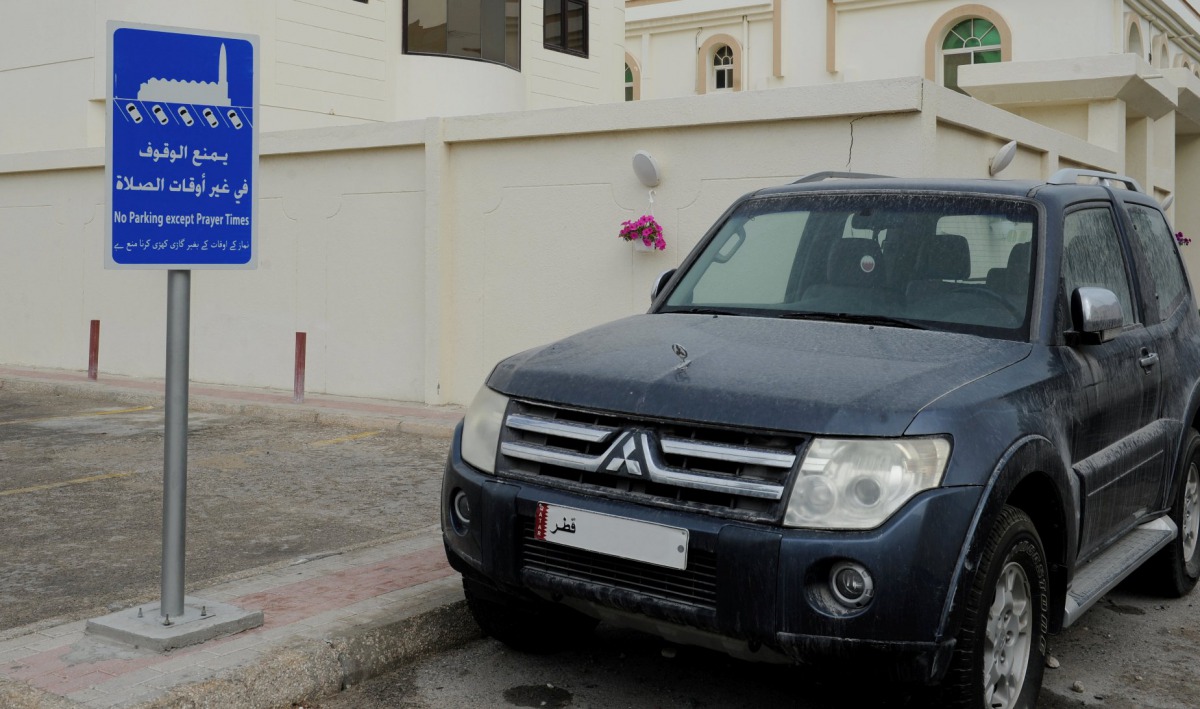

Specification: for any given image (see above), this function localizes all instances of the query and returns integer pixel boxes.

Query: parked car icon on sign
[151,104,169,125]
[202,108,220,127]
[176,106,194,126]
[226,109,243,129]
[124,103,143,123]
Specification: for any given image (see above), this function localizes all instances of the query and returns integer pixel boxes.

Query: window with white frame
[713,45,734,91]
[625,64,635,101]
[941,17,1002,94]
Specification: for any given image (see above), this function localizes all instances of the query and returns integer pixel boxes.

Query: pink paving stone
[232,545,454,628]
[4,643,200,695]
[43,669,119,695]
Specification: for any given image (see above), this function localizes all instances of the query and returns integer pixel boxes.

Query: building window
[713,46,734,90]
[1126,19,1145,60]
[941,17,1001,93]
[404,0,521,70]
[545,0,588,57]
[624,52,641,101]
[695,34,741,94]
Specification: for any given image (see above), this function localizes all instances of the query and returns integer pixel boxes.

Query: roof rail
[1047,169,1143,193]
[792,171,892,184]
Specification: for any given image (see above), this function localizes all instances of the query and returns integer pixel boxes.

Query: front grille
[498,400,805,522]
[520,520,718,610]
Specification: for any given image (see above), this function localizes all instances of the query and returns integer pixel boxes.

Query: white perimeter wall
[0,78,1122,405]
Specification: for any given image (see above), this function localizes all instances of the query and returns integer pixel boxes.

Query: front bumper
[441,424,976,683]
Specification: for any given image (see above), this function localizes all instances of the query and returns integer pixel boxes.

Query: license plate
[534,502,689,570]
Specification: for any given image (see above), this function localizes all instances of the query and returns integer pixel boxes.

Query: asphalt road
[317,578,1200,709]
[0,386,449,635]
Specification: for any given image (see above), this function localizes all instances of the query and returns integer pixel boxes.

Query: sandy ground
[0,387,448,635]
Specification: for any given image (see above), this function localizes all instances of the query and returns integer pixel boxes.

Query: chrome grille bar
[500,441,601,472]
[660,436,796,469]
[642,435,784,500]
[506,413,616,443]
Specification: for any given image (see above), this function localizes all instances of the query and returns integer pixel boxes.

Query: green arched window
[625,64,634,102]
[941,18,1002,94]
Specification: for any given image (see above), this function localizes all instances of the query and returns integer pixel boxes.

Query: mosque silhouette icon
[136,44,231,106]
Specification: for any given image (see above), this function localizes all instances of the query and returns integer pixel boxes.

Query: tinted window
[1062,207,1134,325]
[545,0,588,56]
[1127,204,1187,318]
[405,0,520,69]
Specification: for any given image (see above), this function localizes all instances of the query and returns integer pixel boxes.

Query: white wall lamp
[989,140,1018,177]
[633,150,662,187]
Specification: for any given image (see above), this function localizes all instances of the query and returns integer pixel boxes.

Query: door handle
[1139,349,1160,369]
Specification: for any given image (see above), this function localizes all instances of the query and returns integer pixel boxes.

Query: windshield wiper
[663,306,746,316]
[776,311,927,330]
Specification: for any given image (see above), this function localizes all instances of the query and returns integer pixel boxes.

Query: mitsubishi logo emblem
[604,432,644,476]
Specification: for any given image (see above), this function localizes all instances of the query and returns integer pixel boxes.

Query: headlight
[461,386,510,474]
[784,437,951,530]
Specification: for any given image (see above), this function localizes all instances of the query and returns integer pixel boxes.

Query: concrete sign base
[86,597,263,652]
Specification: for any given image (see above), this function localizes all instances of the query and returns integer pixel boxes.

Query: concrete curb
[134,599,481,709]
[0,595,480,709]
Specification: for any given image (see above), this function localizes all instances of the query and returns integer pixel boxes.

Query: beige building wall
[0,79,1118,405]
[625,0,1200,96]
[0,0,622,155]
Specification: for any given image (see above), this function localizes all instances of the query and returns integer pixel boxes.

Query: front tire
[1144,430,1200,597]
[940,505,1048,709]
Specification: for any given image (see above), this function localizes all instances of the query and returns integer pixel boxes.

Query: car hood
[487,314,1032,437]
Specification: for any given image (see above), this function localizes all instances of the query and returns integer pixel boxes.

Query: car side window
[1062,207,1135,325]
[1127,204,1187,319]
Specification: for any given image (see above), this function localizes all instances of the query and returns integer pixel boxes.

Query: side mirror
[1072,286,1123,343]
[651,269,676,303]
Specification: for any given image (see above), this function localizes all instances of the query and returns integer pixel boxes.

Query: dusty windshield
[662,192,1038,340]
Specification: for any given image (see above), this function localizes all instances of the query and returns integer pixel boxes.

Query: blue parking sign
[107,23,258,269]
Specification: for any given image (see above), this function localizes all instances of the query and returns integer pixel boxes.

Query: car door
[1062,204,1165,560]
[1124,202,1190,504]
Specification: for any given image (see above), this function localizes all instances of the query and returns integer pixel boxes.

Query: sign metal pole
[161,268,191,620]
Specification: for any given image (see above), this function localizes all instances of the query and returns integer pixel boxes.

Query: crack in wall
[846,115,866,170]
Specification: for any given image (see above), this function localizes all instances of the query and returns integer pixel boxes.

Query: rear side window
[1127,205,1187,318]
[1062,207,1134,325]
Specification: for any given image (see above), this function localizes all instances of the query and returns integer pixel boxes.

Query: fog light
[830,561,874,608]
[450,490,471,534]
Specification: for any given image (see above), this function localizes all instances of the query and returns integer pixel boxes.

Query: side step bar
[1063,517,1177,628]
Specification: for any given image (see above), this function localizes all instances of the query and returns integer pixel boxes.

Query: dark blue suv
[440,171,1200,708]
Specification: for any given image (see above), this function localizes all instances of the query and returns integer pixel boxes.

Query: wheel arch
[938,435,1074,640]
